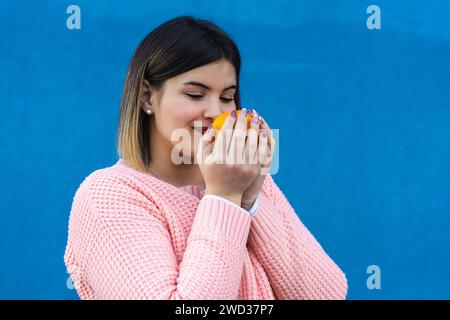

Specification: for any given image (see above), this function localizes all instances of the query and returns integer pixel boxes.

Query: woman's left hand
[241,110,276,211]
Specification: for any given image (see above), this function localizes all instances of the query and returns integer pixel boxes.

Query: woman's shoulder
[72,159,160,210]
[75,158,157,194]
[74,160,127,195]
[70,160,167,223]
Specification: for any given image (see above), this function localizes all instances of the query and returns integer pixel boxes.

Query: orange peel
[212,110,254,131]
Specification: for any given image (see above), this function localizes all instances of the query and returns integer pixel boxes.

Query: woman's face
[143,59,238,162]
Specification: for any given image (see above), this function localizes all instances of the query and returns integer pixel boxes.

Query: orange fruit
[212,110,253,130]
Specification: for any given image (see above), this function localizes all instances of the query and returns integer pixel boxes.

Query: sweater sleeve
[247,175,348,300]
[64,174,252,300]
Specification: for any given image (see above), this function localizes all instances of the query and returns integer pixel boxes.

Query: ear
[140,79,153,113]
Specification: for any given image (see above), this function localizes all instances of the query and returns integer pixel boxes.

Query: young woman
[64,16,348,300]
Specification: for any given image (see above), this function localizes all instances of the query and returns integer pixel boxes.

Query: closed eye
[185,93,203,100]
[185,93,234,103]
[220,97,234,103]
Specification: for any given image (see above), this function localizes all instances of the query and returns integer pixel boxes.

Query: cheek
[178,107,200,126]
[159,98,201,152]
[165,96,200,128]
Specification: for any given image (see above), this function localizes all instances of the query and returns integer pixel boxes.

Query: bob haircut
[116,16,242,172]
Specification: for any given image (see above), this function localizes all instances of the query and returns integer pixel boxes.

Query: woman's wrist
[241,196,257,211]
[204,188,242,207]
[241,201,254,211]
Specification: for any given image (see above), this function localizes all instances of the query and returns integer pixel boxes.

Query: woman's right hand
[196,108,262,206]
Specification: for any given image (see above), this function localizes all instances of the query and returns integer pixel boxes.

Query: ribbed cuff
[202,194,251,216]
[247,195,283,248]
[193,197,252,248]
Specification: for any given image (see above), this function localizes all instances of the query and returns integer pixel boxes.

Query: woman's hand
[196,109,262,206]
[241,110,276,211]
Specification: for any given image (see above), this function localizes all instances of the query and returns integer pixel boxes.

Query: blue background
[1,0,449,299]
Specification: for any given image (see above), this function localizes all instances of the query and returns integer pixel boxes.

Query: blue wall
[0,0,449,299]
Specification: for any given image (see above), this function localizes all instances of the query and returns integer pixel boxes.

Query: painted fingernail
[252,114,259,123]
[241,108,247,117]
[231,110,236,118]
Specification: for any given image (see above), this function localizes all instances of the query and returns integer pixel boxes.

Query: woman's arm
[247,175,348,300]
[64,173,252,300]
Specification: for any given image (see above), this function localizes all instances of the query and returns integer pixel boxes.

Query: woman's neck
[147,158,205,189]
[147,142,204,189]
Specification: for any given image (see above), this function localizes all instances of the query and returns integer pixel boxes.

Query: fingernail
[252,114,259,123]
[231,110,236,118]
[241,108,247,117]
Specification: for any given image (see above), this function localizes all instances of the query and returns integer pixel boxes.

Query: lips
[192,126,209,134]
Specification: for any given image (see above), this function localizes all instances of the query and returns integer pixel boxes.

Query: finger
[264,137,274,174]
[258,128,268,166]
[203,142,215,164]
[251,110,274,173]
[261,130,274,175]
[258,114,273,152]
[258,129,272,176]
[201,125,216,148]
[213,110,237,164]
[229,108,249,164]
[268,132,276,158]
[197,141,214,165]
[245,113,259,165]
[197,126,215,164]
[260,147,272,175]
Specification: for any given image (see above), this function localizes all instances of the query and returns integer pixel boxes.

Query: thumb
[197,125,215,163]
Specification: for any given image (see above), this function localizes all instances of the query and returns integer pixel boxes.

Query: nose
[204,100,223,120]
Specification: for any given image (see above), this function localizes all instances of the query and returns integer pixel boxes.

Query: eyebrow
[183,81,236,91]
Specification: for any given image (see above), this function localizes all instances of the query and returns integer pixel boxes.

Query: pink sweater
[64,159,348,300]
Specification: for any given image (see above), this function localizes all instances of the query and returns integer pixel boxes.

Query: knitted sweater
[64,159,348,300]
